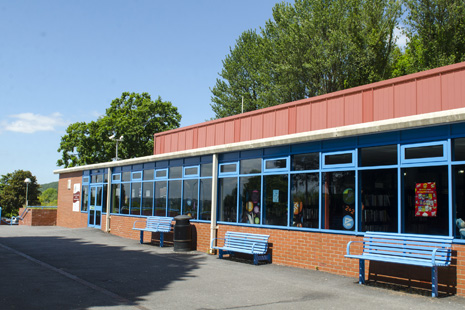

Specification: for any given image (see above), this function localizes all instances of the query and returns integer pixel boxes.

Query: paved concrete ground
[1,226,465,310]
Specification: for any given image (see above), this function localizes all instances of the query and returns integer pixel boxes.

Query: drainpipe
[209,153,219,254]
[105,167,112,233]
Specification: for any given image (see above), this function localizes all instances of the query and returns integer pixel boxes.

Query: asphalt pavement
[1,225,465,310]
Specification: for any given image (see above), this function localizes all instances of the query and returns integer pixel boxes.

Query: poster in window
[415,182,437,217]
[72,183,81,212]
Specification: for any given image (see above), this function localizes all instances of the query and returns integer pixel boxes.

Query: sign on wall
[415,182,437,217]
[72,183,81,212]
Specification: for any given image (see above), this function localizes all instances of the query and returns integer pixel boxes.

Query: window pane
[324,153,352,165]
[454,165,465,238]
[121,183,130,214]
[90,187,96,206]
[220,164,236,173]
[96,187,102,206]
[112,174,121,181]
[111,184,120,213]
[130,183,141,215]
[156,170,167,178]
[454,138,465,161]
[200,179,212,220]
[405,145,443,159]
[263,174,288,226]
[168,180,181,217]
[265,159,287,170]
[183,179,198,218]
[218,177,237,222]
[360,145,397,166]
[142,182,154,216]
[403,166,448,235]
[132,172,142,180]
[154,181,167,216]
[240,176,261,224]
[240,158,261,174]
[143,170,154,181]
[322,171,355,231]
[81,185,89,212]
[292,153,319,171]
[96,174,103,183]
[360,169,397,232]
[201,163,212,177]
[169,166,182,179]
[122,171,131,182]
[185,167,198,176]
[291,173,319,228]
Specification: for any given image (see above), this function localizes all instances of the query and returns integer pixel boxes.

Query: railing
[0,206,57,225]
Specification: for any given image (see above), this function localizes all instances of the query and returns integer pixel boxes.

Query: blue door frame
[88,185,103,229]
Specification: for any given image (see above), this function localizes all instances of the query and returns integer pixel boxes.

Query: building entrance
[88,185,103,228]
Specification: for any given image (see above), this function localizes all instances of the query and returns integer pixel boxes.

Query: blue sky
[0,0,285,184]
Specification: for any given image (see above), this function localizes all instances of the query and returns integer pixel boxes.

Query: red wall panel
[276,109,289,136]
[417,75,441,114]
[373,86,394,121]
[344,93,363,125]
[263,111,276,138]
[311,101,327,130]
[251,114,263,140]
[327,97,344,128]
[394,81,417,117]
[442,69,465,110]
[296,103,311,133]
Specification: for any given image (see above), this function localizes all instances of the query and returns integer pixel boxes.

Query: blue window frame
[132,171,142,180]
[322,150,355,169]
[263,157,289,173]
[112,173,121,182]
[401,141,448,165]
[219,162,238,176]
[184,165,200,178]
[155,169,168,179]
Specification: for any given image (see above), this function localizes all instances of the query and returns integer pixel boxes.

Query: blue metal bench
[345,231,453,297]
[211,231,271,265]
[132,216,173,247]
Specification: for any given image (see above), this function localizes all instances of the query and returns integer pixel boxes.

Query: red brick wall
[18,208,57,226]
[57,172,88,228]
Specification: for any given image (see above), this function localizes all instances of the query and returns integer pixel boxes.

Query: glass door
[88,185,103,228]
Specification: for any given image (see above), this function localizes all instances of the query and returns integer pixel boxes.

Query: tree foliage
[39,188,58,206]
[0,170,40,217]
[57,92,181,168]
[392,0,465,76]
[211,0,402,118]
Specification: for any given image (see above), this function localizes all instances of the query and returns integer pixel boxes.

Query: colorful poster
[72,183,81,212]
[415,182,437,217]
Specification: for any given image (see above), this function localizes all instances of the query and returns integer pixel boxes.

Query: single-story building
[55,62,465,296]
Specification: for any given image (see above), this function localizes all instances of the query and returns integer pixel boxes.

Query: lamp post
[109,135,124,161]
[24,178,31,207]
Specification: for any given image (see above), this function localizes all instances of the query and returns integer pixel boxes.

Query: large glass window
[454,165,465,238]
[130,183,141,215]
[323,171,356,231]
[240,176,261,224]
[454,138,465,161]
[154,181,167,216]
[263,174,288,226]
[199,179,212,220]
[360,169,397,232]
[292,153,319,171]
[240,158,262,174]
[183,179,198,218]
[169,166,182,179]
[168,180,181,217]
[81,185,89,212]
[291,173,319,228]
[142,182,153,216]
[111,184,120,213]
[218,177,237,222]
[121,183,130,214]
[360,145,397,166]
[402,166,449,235]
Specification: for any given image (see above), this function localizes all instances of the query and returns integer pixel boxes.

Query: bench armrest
[346,240,364,256]
[431,248,451,265]
[211,238,225,249]
[133,220,147,229]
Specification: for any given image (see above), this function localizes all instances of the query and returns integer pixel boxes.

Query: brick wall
[57,172,88,228]
[18,208,57,226]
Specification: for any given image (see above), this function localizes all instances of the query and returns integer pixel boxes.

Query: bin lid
[174,215,191,224]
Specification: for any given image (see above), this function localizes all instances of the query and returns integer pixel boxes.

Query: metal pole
[26,183,29,207]
[209,153,219,254]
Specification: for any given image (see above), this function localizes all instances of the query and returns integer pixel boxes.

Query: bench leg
[160,232,164,247]
[253,254,258,265]
[359,259,365,284]
[219,249,224,259]
[432,266,438,298]
[140,231,144,244]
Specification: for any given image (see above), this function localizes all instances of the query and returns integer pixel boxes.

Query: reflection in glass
[201,163,213,177]
[142,182,154,216]
[405,145,443,159]
[218,178,237,222]
[240,158,262,174]
[183,179,198,218]
[199,179,212,220]
[322,171,356,231]
[263,174,288,226]
[130,183,141,215]
[81,185,89,212]
[324,153,352,165]
[168,180,182,217]
[169,166,182,179]
[360,145,397,166]
[121,183,130,214]
[111,184,120,213]
[155,181,167,216]
[454,165,465,238]
[291,173,319,228]
[240,176,261,224]
[292,152,319,171]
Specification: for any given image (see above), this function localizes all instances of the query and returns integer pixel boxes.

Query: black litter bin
[174,215,192,252]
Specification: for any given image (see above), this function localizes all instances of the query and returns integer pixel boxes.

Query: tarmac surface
[1,226,465,310]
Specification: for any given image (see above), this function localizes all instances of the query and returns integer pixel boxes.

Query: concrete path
[1,226,465,310]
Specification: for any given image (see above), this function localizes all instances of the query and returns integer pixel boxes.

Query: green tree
[0,170,40,217]
[39,188,58,206]
[57,92,182,168]
[397,0,465,74]
[211,0,401,118]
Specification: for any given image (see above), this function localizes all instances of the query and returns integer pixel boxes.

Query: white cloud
[2,112,68,134]
[394,26,409,50]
